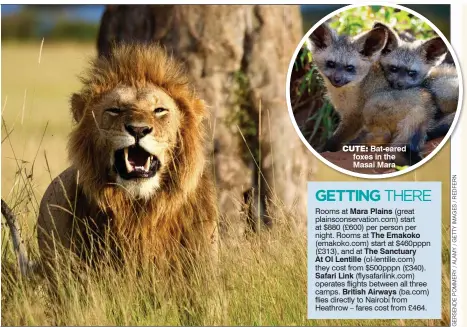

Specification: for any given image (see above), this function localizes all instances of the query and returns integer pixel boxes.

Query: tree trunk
[97,5,315,236]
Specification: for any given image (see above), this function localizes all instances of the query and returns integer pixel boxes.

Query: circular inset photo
[287,4,462,178]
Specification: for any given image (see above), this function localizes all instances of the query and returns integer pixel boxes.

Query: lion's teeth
[144,157,151,171]
[124,148,133,173]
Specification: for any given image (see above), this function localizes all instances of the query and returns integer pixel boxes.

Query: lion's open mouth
[114,145,159,179]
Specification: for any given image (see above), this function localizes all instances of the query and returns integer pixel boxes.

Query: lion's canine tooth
[124,148,133,173]
[144,157,151,171]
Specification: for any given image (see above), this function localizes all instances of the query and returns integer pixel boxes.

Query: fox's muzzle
[330,73,349,87]
[390,81,408,90]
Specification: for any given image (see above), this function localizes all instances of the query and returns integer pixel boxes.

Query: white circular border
[286,2,464,179]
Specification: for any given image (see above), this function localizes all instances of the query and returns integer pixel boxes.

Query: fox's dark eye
[105,107,122,115]
[345,65,355,72]
[407,70,417,78]
[389,65,398,73]
[154,107,168,115]
[326,60,336,68]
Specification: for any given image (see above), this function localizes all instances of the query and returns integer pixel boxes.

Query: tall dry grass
[1,42,451,326]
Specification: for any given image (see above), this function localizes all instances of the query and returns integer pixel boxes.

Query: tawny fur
[309,24,389,151]
[37,44,218,271]
[426,64,459,115]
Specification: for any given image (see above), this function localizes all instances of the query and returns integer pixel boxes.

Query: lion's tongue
[124,147,151,173]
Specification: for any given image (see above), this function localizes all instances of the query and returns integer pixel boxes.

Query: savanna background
[1,4,452,326]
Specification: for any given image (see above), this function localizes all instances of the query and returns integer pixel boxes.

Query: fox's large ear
[309,24,334,50]
[372,22,399,54]
[355,27,388,57]
[420,37,447,64]
[70,93,86,123]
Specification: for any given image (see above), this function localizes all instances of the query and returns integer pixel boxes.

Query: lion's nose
[125,124,153,139]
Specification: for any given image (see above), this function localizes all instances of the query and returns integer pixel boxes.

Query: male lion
[37,44,219,283]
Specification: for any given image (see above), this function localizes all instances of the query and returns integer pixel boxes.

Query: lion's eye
[154,107,168,115]
[105,107,122,116]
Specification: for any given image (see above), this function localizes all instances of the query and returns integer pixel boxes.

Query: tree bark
[97,5,315,236]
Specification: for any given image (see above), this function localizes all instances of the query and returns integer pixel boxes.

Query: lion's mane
[39,43,217,265]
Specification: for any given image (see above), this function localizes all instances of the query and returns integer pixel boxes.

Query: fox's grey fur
[309,22,438,165]
[376,22,458,140]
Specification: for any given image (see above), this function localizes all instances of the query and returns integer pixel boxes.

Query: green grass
[1,42,451,326]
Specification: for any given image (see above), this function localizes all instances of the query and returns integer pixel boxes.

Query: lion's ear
[70,93,86,123]
[192,98,207,124]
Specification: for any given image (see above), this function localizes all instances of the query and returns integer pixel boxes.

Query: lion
[37,44,219,286]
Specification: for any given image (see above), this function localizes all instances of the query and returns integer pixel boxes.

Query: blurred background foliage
[2,4,451,42]
[292,5,451,151]
[1,5,102,42]
[1,4,451,152]
[327,6,436,39]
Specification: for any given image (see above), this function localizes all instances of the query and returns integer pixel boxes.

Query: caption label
[342,145,406,169]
